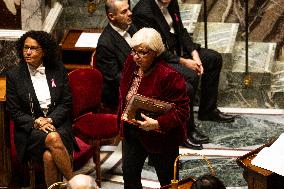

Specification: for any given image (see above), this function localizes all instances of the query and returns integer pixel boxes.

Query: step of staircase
[130,0,139,10]
[229,41,277,87]
[232,41,277,74]
[271,61,284,94]
[179,3,202,34]
[271,61,284,108]
[192,22,239,70]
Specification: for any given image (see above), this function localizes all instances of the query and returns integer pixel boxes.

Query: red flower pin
[174,13,179,22]
[51,79,56,87]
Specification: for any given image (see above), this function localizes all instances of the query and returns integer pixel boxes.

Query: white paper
[251,133,284,176]
[75,32,101,48]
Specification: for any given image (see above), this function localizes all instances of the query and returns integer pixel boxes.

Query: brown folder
[122,94,173,124]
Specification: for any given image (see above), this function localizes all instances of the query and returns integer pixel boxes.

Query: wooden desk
[0,77,11,188]
[237,141,284,189]
[60,29,101,71]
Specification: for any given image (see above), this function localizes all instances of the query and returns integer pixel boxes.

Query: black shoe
[198,109,236,123]
[189,130,209,144]
[181,138,203,150]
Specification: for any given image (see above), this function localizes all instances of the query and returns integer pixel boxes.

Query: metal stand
[203,0,208,49]
[243,0,253,87]
[245,0,249,74]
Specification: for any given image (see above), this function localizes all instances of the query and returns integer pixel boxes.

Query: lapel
[106,24,132,58]
[45,65,57,107]
[167,0,182,32]
[148,0,174,45]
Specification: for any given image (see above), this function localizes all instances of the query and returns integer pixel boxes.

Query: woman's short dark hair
[191,174,226,189]
[16,30,59,67]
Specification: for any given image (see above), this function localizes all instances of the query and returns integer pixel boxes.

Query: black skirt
[27,127,74,163]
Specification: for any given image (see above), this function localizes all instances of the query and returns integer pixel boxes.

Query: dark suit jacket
[118,55,189,153]
[96,24,137,109]
[132,0,201,63]
[6,61,77,162]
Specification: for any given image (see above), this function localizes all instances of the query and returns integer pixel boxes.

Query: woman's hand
[34,117,55,133]
[38,123,56,133]
[136,113,160,131]
[179,57,204,76]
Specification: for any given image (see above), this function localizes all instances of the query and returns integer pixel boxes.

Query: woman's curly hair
[16,30,59,68]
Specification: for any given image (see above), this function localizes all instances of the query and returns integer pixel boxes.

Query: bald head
[105,0,126,15]
[105,0,132,30]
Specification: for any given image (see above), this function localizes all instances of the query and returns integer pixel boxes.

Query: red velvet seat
[68,68,119,187]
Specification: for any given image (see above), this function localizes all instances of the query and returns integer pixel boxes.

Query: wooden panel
[60,29,101,71]
[237,140,284,189]
[0,77,11,188]
[0,77,6,102]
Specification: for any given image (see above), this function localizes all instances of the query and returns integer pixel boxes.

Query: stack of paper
[251,133,284,176]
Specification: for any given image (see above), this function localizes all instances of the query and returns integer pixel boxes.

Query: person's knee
[208,50,222,68]
[185,71,199,87]
[43,150,53,163]
[201,49,222,71]
[45,132,63,148]
[186,81,196,99]
[214,52,222,68]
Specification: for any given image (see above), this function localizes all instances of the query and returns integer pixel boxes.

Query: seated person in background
[96,0,206,150]
[191,174,226,189]
[118,27,189,188]
[67,174,99,189]
[6,30,79,188]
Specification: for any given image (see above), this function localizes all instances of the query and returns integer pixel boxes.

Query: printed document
[251,133,284,176]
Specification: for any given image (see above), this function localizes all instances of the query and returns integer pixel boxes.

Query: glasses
[131,48,151,58]
[23,45,42,53]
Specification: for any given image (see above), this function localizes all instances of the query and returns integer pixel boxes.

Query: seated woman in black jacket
[6,30,78,187]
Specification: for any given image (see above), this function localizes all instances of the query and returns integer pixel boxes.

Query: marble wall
[57,0,107,31]
[0,0,283,110]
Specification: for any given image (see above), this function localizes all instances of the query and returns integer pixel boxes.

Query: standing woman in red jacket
[118,27,189,189]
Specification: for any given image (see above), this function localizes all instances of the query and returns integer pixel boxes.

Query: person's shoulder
[47,61,66,73]
[157,60,180,75]
[99,24,112,39]
[97,24,117,46]
[132,0,152,14]
[6,63,21,76]
[155,61,186,87]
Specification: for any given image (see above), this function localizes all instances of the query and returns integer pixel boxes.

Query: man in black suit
[96,0,136,111]
[132,0,235,137]
[96,0,208,149]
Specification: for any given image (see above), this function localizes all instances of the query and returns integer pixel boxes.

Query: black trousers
[122,127,179,189]
[170,47,222,131]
